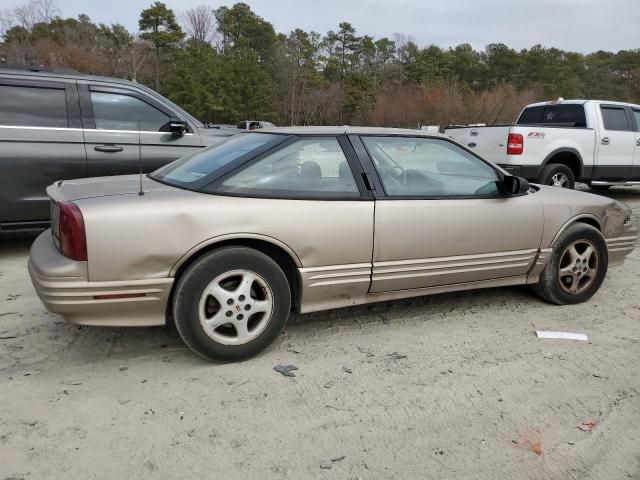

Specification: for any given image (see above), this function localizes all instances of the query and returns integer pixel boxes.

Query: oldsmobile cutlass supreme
[29,127,637,361]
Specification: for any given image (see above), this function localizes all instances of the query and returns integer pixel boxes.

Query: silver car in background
[28,127,637,361]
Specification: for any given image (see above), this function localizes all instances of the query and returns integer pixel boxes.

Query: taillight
[58,202,87,261]
[507,133,523,155]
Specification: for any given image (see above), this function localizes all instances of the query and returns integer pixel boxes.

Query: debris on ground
[578,420,597,431]
[514,428,543,456]
[273,364,298,377]
[536,331,588,341]
[341,367,352,374]
[357,346,374,357]
[386,352,408,360]
[320,455,346,469]
[324,381,335,389]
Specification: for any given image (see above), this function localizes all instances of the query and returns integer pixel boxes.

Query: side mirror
[501,175,530,195]
[169,116,188,135]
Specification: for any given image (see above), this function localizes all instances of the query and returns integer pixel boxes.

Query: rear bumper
[29,230,172,327]
[606,235,638,267]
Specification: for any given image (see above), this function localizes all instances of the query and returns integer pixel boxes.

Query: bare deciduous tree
[181,5,217,46]
[12,0,60,30]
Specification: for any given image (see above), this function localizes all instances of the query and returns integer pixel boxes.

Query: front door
[79,84,204,177]
[594,104,635,179]
[355,135,544,293]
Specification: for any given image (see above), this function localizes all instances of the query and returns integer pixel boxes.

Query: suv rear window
[517,104,586,127]
[0,85,68,128]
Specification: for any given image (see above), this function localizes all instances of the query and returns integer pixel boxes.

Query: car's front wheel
[173,246,291,362]
[533,223,608,305]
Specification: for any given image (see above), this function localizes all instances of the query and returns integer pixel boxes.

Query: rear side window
[91,91,170,132]
[0,84,68,128]
[600,106,631,131]
[216,137,360,198]
[517,105,586,127]
[152,133,283,185]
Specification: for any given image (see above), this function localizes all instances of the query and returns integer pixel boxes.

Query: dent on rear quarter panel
[78,189,374,282]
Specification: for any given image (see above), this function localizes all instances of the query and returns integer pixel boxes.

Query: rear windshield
[517,104,587,127]
[151,133,283,186]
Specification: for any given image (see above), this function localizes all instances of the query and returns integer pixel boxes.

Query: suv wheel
[539,164,575,189]
[173,246,291,362]
[533,223,608,305]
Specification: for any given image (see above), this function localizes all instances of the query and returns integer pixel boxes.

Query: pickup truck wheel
[173,246,291,362]
[539,164,575,189]
[533,223,608,305]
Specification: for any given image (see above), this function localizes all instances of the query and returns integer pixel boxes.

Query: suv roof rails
[0,63,81,75]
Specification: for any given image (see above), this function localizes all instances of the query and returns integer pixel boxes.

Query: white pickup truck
[445,99,640,189]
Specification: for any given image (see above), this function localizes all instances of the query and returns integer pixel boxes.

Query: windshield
[151,133,283,186]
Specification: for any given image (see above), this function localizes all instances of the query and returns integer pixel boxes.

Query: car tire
[533,223,608,305]
[539,164,575,189]
[173,246,291,362]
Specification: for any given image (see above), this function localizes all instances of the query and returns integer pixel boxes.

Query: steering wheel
[382,166,406,190]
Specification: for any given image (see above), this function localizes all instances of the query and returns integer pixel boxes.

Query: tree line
[1,0,639,127]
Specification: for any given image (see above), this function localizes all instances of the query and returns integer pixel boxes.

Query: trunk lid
[46,174,176,203]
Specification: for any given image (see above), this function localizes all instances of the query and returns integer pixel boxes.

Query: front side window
[0,85,67,128]
[632,109,640,132]
[91,91,170,131]
[600,106,631,131]
[362,136,499,197]
[216,137,359,198]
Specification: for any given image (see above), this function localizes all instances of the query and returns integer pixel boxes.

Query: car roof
[526,99,640,109]
[0,66,204,127]
[258,126,447,137]
[0,65,144,87]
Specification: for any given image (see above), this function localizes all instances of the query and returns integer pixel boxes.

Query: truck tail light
[58,202,87,261]
[507,133,523,155]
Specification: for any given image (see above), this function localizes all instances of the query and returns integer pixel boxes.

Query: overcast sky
[3,0,639,53]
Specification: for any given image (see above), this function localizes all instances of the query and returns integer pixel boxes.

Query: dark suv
[0,66,234,231]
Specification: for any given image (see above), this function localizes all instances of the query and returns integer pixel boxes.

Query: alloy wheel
[550,173,569,188]
[557,240,599,295]
[198,269,273,345]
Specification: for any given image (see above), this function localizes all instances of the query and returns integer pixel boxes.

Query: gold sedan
[29,128,637,361]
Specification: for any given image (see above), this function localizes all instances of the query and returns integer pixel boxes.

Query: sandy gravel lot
[1,187,639,480]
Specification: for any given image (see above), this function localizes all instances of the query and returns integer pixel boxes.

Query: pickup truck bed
[445,99,640,189]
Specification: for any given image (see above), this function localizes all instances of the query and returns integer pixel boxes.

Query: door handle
[601,137,610,145]
[94,145,124,153]
[636,139,640,147]
[468,142,477,148]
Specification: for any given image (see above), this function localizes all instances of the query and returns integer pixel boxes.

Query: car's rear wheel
[173,246,291,362]
[539,164,575,189]
[533,223,608,305]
